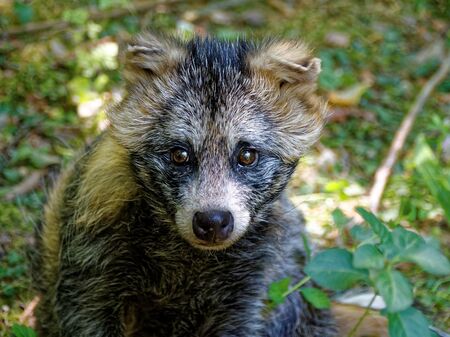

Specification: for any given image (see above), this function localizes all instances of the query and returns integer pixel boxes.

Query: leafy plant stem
[282,276,311,297]
[347,293,377,337]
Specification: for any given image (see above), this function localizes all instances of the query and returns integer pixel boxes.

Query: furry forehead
[110,33,327,160]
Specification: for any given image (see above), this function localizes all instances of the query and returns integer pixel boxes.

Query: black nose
[192,210,234,243]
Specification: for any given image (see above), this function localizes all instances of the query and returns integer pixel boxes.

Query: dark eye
[237,148,258,167]
[171,147,190,165]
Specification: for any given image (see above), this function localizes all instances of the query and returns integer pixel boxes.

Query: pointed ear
[248,41,321,89]
[123,33,186,82]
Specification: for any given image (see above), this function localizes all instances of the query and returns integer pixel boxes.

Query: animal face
[109,34,326,250]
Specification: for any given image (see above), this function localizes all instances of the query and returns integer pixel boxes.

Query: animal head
[109,33,327,250]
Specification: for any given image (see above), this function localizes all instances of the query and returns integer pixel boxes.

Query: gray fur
[32,34,336,337]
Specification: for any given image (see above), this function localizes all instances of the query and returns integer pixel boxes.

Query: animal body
[33,33,353,337]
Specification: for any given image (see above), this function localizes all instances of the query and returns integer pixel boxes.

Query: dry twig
[369,51,450,212]
[19,296,40,327]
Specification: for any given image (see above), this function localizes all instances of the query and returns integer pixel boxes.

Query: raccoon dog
[32,33,338,337]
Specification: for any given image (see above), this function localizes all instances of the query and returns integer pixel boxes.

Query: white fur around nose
[175,179,251,250]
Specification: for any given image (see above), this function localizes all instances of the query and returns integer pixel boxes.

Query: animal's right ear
[123,33,186,82]
[248,40,321,94]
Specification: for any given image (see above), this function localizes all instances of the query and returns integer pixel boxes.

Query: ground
[0,0,449,335]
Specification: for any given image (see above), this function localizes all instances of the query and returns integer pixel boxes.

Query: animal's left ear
[247,40,327,159]
[248,41,321,91]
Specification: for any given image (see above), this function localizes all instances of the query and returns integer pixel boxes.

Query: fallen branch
[2,0,177,39]
[19,296,40,327]
[369,51,450,213]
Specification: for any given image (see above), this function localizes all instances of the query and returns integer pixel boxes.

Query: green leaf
[300,287,331,309]
[353,244,384,270]
[391,227,425,256]
[12,324,37,337]
[405,245,450,276]
[349,225,376,243]
[324,179,350,199]
[390,227,450,275]
[332,208,349,231]
[268,277,291,305]
[380,226,423,261]
[375,270,413,312]
[305,248,368,291]
[13,1,34,24]
[388,307,431,337]
[355,207,391,243]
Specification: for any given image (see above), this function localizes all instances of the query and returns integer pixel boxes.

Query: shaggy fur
[32,33,337,337]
